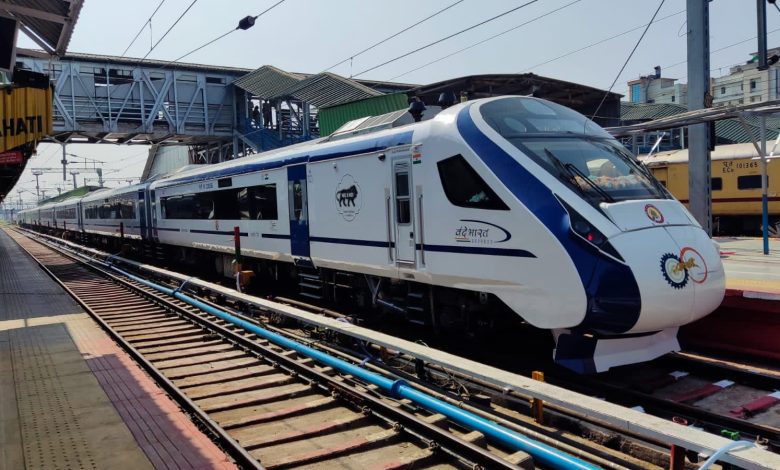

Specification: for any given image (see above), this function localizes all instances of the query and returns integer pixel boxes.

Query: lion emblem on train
[335,175,363,221]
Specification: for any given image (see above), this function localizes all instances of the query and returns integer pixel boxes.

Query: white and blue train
[19,96,725,373]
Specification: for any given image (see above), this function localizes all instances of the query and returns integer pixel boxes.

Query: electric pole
[686,0,712,235]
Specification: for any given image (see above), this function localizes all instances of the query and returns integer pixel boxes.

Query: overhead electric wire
[323,0,465,73]
[140,0,199,61]
[590,0,666,121]
[351,0,540,78]
[121,0,167,57]
[663,27,780,73]
[390,0,582,81]
[159,0,287,68]
[520,8,684,73]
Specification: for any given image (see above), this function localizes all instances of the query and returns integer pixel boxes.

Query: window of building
[437,155,509,210]
[737,175,763,190]
[721,86,726,95]
[671,95,675,102]
[750,79,757,90]
[631,84,641,103]
[711,177,722,191]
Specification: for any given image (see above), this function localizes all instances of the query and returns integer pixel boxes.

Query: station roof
[281,72,382,108]
[234,65,416,107]
[0,0,84,55]
[411,73,623,106]
[409,73,623,126]
[233,65,306,99]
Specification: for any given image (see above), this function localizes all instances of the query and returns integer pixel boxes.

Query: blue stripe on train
[456,104,640,334]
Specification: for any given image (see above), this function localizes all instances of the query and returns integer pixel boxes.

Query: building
[626,66,688,106]
[712,47,780,107]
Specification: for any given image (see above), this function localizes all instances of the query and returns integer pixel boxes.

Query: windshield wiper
[543,148,614,203]
[564,162,615,203]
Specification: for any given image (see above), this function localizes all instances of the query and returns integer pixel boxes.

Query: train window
[711,177,723,191]
[252,184,278,220]
[737,175,763,190]
[437,155,509,210]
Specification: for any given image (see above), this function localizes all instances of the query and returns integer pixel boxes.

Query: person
[262,101,272,129]
[251,105,261,128]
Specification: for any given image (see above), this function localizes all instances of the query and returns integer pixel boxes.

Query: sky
[9,0,780,205]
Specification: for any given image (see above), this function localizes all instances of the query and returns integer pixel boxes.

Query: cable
[323,0,465,73]
[662,27,780,72]
[521,9,684,73]
[121,0,167,57]
[141,0,199,61]
[390,0,582,81]
[159,0,287,68]
[352,0,540,78]
[590,0,666,121]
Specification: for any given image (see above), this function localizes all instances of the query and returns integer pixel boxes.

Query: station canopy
[411,73,623,127]
[0,0,83,55]
[234,66,398,108]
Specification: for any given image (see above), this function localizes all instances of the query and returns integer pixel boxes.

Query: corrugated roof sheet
[280,72,382,108]
[715,119,780,144]
[233,65,306,98]
[1,0,84,55]
[620,102,687,121]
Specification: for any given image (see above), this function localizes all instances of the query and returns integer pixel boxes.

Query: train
[640,142,780,236]
[18,96,726,373]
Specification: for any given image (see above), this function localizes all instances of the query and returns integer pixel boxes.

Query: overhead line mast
[686,0,712,235]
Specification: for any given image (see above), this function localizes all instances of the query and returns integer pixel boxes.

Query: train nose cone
[609,226,723,333]
[663,225,726,322]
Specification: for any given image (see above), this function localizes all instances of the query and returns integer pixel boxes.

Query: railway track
[7,227,623,470]
[15,226,780,469]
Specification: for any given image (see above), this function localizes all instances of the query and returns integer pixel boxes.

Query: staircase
[237,119,317,153]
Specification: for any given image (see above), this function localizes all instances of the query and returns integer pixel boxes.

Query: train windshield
[480,97,668,203]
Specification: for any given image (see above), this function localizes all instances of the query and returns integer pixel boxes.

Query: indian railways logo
[644,204,665,224]
[335,174,363,221]
[660,246,708,289]
[454,219,511,245]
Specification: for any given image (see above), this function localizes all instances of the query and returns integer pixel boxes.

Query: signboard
[0,150,22,165]
[1,86,53,153]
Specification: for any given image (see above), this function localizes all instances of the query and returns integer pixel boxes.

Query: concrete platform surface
[717,237,780,299]
[0,227,236,470]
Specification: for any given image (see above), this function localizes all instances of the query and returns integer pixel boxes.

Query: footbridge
[16,51,415,163]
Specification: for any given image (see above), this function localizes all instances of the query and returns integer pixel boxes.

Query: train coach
[640,142,780,235]
[19,96,726,373]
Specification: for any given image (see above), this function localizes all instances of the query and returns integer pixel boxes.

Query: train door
[76,201,84,231]
[137,189,147,240]
[392,158,416,265]
[287,164,311,262]
[150,190,159,243]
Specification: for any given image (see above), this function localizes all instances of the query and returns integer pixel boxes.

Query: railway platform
[681,236,780,360]
[0,227,236,470]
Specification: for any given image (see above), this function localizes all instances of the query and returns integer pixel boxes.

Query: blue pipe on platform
[109,264,600,470]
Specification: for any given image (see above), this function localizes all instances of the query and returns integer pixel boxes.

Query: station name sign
[0,86,53,153]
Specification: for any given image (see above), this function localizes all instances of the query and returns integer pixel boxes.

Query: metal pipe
[107,263,600,470]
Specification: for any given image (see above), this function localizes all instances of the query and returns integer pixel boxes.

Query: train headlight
[558,197,623,262]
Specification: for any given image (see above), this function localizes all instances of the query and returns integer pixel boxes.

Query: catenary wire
[140,0,199,61]
[160,0,287,68]
[389,0,582,81]
[324,0,465,73]
[121,0,167,57]
[590,0,666,121]
[520,9,684,73]
[351,0,540,78]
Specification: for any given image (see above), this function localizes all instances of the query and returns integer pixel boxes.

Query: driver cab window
[437,155,509,210]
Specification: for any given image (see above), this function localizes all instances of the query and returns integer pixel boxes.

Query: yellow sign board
[0,85,53,153]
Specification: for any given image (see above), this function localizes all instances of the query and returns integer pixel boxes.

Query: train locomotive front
[455,97,725,373]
